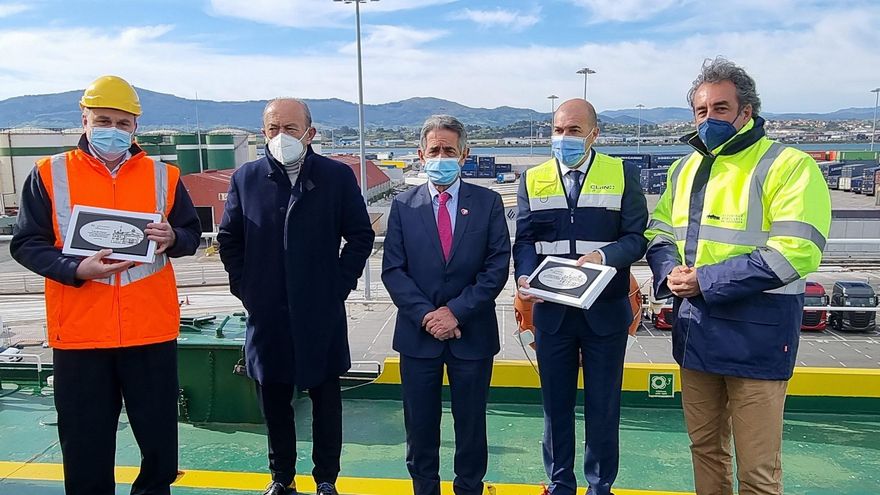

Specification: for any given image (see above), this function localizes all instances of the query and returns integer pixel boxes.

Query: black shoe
[263,481,297,495]
[316,481,338,495]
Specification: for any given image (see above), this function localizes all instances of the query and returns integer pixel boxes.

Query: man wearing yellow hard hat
[11,75,201,495]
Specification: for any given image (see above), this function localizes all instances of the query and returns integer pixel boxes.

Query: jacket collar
[76,133,145,171]
[264,144,316,188]
[680,116,767,157]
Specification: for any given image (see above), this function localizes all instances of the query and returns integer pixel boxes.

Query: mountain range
[0,89,874,130]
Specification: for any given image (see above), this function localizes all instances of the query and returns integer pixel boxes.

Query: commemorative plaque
[62,205,161,263]
[521,256,617,309]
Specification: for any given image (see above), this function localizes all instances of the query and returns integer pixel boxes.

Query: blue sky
[0,0,878,113]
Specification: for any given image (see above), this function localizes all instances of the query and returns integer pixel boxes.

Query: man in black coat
[218,98,374,495]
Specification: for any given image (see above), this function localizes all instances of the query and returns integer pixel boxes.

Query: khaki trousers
[680,368,788,495]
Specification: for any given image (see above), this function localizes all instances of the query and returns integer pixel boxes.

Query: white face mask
[268,129,309,165]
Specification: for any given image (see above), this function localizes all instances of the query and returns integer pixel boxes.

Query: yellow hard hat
[79,75,142,116]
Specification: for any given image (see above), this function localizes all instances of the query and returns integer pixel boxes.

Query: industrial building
[0,128,251,212]
[180,153,391,232]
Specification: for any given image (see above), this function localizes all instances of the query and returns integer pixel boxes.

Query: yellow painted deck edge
[0,461,692,495]
[375,358,880,398]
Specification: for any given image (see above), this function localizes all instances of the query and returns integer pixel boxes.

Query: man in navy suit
[514,99,648,495]
[382,115,511,495]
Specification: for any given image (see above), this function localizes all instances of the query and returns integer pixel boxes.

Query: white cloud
[0,5,878,115]
[568,0,686,22]
[452,8,541,31]
[341,24,447,54]
[0,2,30,18]
[208,0,458,29]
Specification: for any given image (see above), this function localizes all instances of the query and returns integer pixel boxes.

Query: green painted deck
[1,384,878,495]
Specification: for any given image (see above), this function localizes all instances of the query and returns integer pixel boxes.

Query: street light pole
[636,104,645,153]
[336,0,378,299]
[548,94,559,116]
[548,95,558,156]
[195,91,204,173]
[576,67,596,100]
[871,88,879,152]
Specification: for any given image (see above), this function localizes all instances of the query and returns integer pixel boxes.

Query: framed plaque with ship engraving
[521,256,617,309]
[62,205,161,263]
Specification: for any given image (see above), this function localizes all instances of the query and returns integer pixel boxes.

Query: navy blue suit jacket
[382,181,511,360]
[513,161,648,336]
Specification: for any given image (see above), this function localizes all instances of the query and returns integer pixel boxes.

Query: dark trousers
[255,377,342,487]
[53,340,179,495]
[400,347,493,495]
[536,307,628,495]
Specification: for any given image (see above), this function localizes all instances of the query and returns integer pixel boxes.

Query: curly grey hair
[687,57,761,116]
[419,115,468,152]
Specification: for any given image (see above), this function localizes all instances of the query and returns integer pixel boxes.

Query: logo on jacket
[707,213,745,225]
[590,184,615,191]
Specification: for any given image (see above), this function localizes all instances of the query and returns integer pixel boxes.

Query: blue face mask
[424,157,461,185]
[552,135,591,168]
[89,127,132,161]
[698,117,739,151]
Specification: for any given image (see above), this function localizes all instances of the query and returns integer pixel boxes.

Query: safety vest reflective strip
[50,154,170,287]
[529,193,624,211]
[535,240,610,255]
[661,143,818,295]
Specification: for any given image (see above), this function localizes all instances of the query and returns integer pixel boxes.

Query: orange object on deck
[628,274,642,336]
[514,273,643,349]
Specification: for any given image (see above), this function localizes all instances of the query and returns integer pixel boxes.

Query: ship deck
[2,360,880,495]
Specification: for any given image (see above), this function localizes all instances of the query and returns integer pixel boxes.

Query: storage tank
[140,143,162,163]
[160,144,178,164]
[172,134,205,175]
[206,134,235,170]
[0,128,75,208]
[136,135,163,145]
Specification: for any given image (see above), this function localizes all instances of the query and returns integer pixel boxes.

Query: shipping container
[461,170,477,178]
[648,182,668,195]
[640,168,667,193]
[651,154,686,168]
[495,163,513,173]
[478,156,496,166]
[827,151,838,161]
[610,153,652,169]
[476,170,496,178]
[804,150,827,161]
[838,151,880,162]
[861,167,880,195]
[840,177,853,191]
[841,163,870,178]
[820,161,843,178]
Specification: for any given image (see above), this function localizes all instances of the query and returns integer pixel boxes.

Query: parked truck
[829,281,878,332]
[801,281,828,331]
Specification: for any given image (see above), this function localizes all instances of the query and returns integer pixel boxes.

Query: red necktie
[438,192,453,261]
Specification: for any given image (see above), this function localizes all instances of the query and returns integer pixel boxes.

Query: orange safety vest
[37,148,181,349]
